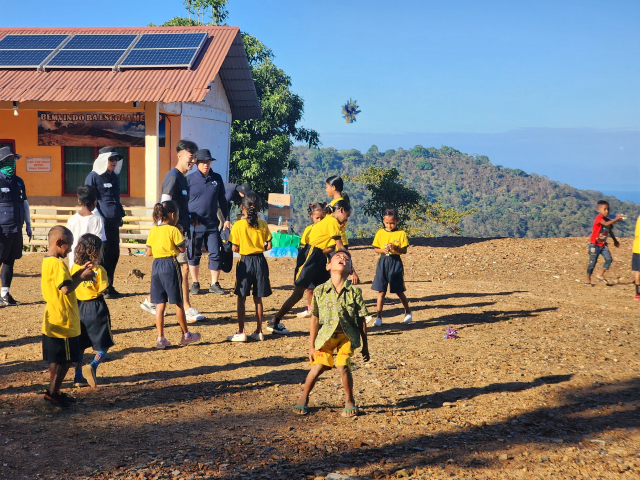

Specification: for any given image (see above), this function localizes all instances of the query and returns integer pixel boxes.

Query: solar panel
[134,33,207,49]
[47,49,126,67]
[64,34,136,50]
[121,48,199,67]
[0,34,67,50]
[0,49,53,67]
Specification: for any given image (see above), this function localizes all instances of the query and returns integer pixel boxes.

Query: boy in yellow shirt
[41,226,95,409]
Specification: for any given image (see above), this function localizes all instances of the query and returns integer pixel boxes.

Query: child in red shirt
[586,200,623,286]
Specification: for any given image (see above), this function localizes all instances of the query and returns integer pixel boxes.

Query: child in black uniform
[369,208,412,327]
[71,234,113,388]
[228,192,272,342]
[147,201,202,349]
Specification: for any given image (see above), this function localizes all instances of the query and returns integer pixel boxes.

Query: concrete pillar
[144,102,160,207]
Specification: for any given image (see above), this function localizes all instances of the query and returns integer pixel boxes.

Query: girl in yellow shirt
[228,192,272,342]
[296,202,326,318]
[370,208,412,327]
[70,233,112,388]
[146,201,201,349]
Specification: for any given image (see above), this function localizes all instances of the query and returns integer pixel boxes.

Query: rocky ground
[0,237,638,480]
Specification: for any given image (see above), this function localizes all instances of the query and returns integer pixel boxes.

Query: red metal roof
[0,26,261,120]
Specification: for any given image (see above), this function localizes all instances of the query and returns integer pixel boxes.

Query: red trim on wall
[0,139,16,151]
[60,146,131,197]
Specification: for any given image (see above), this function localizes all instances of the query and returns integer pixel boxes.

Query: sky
[4,0,639,201]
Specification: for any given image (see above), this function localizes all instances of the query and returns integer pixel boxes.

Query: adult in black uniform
[187,149,231,295]
[0,147,31,306]
[85,147,126,298]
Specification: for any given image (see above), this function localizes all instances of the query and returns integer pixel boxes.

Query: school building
[0,26,261,207]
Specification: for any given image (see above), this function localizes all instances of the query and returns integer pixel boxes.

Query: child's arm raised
[61,262,95,296]
[308,314,320,363]
[600,215,624,226]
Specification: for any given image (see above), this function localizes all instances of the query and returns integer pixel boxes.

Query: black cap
[196,149,215,162]
[236,183,252,195]
[98,146,122,160]
[0,146,21,163]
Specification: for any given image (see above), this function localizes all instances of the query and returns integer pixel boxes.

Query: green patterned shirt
[311,279,370,351]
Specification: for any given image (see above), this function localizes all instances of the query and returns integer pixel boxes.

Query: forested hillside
[285,145,640,239]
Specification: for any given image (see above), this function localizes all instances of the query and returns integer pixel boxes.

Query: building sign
[37,111,166,147]
[26,156,52,172]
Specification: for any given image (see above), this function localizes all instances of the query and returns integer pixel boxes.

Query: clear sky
[4,0,640,201]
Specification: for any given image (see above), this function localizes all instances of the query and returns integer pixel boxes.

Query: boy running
[294,250,370,417]
[586,200,623,286]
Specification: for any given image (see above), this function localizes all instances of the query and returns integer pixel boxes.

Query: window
[63,146,129,195]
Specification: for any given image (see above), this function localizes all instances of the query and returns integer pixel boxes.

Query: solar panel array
[0,32,208,70]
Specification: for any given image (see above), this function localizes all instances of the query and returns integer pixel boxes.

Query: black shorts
[42,335,81,364]
[294,246,330,290]
[150,257,183,305]
[78,297,114,351]
[234,254,272,298]
[633,253,640,272]
[372,254,406,294]
[0,232,23,263]
[188,229,222,271]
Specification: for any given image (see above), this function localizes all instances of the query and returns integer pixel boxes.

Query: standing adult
[187,149,231,295]
[140,139,204,322]
[0,146,31,306]
[85,147,126,299]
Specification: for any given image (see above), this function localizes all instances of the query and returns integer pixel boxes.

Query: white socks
[0,287,9,297]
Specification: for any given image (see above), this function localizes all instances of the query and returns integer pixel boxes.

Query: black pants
[101,223,120,288]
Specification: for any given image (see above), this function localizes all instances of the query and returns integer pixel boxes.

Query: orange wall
[0,104,173,204]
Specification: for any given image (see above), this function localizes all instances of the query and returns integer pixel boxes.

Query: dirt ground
[0,237,639,480]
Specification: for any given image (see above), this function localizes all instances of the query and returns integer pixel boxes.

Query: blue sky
[5,0,639,201]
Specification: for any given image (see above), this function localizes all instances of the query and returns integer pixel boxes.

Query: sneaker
[403,313,413,324]
[372,318,382,327]
[190,282,201,295]
[58,391,77,403]
[635,294,640,301]
[0,293,18,306]
[83,364,97,388]
[365,315,375,325]
[227,332,247,342]
[250,332,264,342]
[140,299,157,315]
[73,376,89,388]
[180,332,202,345]
[186,308,205,323]
[266,321,290,335]
[103,287,122,300]
[297,308,311,318]
[156,337,172,349]
[209,282,226,295]
[43,392,71,410]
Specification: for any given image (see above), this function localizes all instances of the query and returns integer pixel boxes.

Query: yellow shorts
[311,332,353,369]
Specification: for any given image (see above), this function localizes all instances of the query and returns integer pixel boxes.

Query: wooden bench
[24,206,154,254]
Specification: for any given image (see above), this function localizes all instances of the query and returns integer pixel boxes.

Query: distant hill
[285,145,640,239]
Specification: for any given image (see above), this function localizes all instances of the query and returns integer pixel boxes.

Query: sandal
[583,282,594,287]
[595,277,609,285]
[293,404,309,415]
[342,406,360,418]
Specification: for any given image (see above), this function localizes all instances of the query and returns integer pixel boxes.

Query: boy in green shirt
[294,250,370,417]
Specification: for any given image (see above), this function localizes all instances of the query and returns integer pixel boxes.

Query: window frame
[0,139,16,152]
[61,146,131,197]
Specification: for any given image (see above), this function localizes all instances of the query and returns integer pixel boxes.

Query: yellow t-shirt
[146,225,185,258]
[329,197,349,245]
[372,228,409,255]
[70,264,109,301]
[308,215,343,250]
[300,224,313,246]
[41,256,81,338]
[330,197,343,207]
[633,215,640,254]
[230,219,272,255]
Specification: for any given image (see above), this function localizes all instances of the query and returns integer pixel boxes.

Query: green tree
[348,166,475,236]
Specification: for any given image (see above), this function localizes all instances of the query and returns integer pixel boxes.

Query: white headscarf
[93,151,123,175]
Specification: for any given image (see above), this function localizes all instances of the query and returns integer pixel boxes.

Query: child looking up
[325,175,359,284]
[296,202,326,319]
[146,201,201,349]
[41,226,95,409]
[70,234,113,388]
[586,200,623,286]
[268,200,351,335]
[369,208,412,327]
[293,250,370,417]
[228,192,272,342]
[66,185,106,268]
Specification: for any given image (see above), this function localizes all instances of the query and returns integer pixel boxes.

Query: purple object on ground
[444,327,458,339]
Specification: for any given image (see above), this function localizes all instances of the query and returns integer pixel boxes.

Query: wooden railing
[24,206,153,253]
